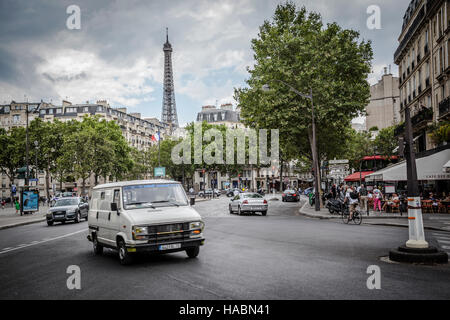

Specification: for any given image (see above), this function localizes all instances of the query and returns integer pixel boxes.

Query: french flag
[151,132,160,142]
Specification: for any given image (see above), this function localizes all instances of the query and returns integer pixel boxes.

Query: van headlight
[189,221,204,238]
[189,221,204,230]
[132,226,148,240]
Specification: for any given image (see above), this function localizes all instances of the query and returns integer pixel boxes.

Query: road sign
[154,167,166,177]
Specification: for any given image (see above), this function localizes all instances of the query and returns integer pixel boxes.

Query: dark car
[282,190,300,202]
[226,188,240,197]
[46,197,89,226]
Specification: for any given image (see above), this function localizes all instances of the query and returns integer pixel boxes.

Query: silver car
[46,197,89,226]
[229,192,268,216]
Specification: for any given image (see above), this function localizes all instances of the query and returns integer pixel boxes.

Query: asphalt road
[0,195,449,299]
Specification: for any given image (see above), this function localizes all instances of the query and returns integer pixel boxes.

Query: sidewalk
[0,204,48,230]
[298,201,450,232]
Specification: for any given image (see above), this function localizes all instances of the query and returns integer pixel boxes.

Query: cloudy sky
[0,0,410,125]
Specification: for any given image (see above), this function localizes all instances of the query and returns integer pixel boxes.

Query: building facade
[0,99,168,200]
[394,0,450,152]
[366,71,401,132]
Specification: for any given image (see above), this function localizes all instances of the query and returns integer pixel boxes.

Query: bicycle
[341,204,362,225]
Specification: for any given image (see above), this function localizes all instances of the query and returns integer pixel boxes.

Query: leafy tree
[373,126,397,158]
[0,127,26,187]
[235,2,373,200]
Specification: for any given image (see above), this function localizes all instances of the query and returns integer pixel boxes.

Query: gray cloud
[0,0,411,118]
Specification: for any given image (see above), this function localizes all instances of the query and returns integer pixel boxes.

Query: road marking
[0,247,12,251]
[0,229,87,256]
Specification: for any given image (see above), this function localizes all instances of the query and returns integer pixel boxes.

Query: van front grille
[146,223,190,244]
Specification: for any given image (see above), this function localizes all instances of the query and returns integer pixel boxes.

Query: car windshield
[243,193,263,198]
[122,184,188,209]
[55,198,78,206]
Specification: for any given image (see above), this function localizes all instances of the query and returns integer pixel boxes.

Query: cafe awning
[344,171,374,182]
[365,148,450,182]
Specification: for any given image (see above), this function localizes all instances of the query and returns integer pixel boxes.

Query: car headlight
[189,221,204,230]
[133,226,148,234]
[132,226,148,240]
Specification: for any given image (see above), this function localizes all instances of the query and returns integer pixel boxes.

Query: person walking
[373,186,383,212]
[14,198,20,214]
[1,199,5,209]
[358,184,368,215]
[331,184,337,199]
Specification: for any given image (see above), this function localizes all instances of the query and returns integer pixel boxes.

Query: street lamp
[34,141,38,180]
[262,80,321,211]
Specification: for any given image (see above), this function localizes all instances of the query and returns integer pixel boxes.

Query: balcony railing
[411,107,433,127]
[439,97,450,118]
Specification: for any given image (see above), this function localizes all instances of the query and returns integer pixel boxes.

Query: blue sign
[11,185,16,194]
[154,167,166,177]
[22,190,39,212]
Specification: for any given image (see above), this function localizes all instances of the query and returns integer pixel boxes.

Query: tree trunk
[279,158,284,192]
[45,168,50,200]
[308,128,323,208]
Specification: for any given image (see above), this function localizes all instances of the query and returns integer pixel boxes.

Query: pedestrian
[331,184,337,199]
[373,186,383,212]
[14,198,20,214]
[358,184,368,214]
[1,199,5,209]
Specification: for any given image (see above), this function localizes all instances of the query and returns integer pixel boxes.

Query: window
[40,109,46,115]
[56,108,62,114]
[48,108,53,114]
[12,115,20,124]
[4,106,9,113]
[84,107,89,112]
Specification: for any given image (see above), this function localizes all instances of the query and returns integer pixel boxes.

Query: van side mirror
[190,197,195,206]
[111,202,118,213]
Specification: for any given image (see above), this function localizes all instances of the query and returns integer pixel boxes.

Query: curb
[0,217,46,230]
[298,203,450,233]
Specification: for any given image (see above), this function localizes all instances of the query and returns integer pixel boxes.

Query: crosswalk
[431,231,450,256]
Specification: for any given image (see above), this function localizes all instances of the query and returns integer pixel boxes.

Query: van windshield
[122,184,188,209]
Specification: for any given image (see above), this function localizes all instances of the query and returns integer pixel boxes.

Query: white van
[87,180,204,265]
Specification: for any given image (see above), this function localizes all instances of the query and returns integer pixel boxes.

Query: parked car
[229,192,268,216]
[198,188,221,197]
[304,187,314,195]
[87,180,205,265]
[282,190,300,202]
[46,197,89,226]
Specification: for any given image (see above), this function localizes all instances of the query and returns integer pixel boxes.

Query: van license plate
[158,243,181,251]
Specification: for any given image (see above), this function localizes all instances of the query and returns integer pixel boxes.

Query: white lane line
[0,229,87,256]
[0,247,13,251]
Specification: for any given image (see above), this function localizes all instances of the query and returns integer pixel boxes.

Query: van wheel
[262,211,267,216]
[75,212,80,223]
[229,205,233,214]
[118,240,133,265]
[47,221,53,226]
[186,246,199,258]
[93,236,103,255]
[237,206,242,215]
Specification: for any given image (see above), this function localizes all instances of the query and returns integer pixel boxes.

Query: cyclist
[345,186,359,221]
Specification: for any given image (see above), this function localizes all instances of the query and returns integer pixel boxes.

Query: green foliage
[373,126,397,158]
[428,121,450,146]
[234,2,373,167]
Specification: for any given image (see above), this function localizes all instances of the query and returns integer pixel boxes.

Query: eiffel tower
[161,28,178,134]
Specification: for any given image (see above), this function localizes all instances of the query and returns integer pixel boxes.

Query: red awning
[344,171,374,182]
[362,156,398,160]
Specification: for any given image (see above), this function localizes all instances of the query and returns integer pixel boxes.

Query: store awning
[365,148,450,182]
[344,171,374,182]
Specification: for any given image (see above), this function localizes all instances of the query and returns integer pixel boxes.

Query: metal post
[25,104,29,187]
[404,106,427,248]
[157,129,161,167]
[310,89,320,211]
